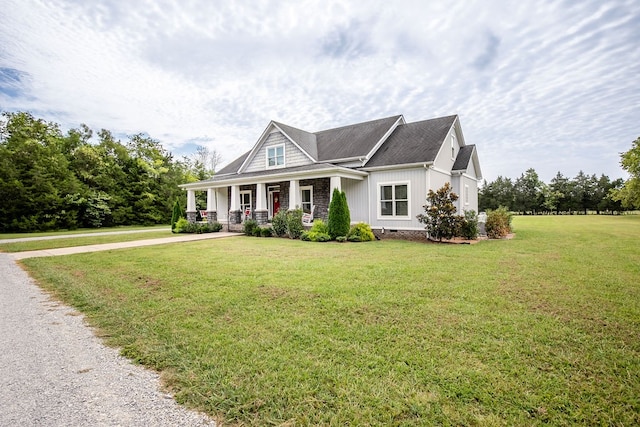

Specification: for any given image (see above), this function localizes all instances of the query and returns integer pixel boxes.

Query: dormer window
[266,144,285,168]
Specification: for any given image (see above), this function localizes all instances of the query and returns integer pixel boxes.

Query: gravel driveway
[0,254,216,426]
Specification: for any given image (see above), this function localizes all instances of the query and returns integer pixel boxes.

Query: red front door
[273,192,280,215]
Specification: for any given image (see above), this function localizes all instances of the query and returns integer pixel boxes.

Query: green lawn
[21,216,640,426]
[0,229,176,252]
[0,224,168,240]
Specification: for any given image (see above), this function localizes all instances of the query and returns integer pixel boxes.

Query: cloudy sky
[1,0,639,182]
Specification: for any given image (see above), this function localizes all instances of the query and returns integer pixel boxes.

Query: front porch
[184,174,355,228]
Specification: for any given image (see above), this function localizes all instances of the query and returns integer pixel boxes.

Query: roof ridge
[313,114,402,135]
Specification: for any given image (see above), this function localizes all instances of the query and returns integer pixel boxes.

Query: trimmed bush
[243,219,259,236]
[174,217,190,233]
[253,226,262,237]
[260,227,273,237]
[328,189,351,240]
[336,236,347,243]
[207,221,223,232]
[347,222,375,242]
[271,210,288,237]
[286,209,304,239]
[485,206,512,238]
[460,210,479,240]
[171,200,183,233]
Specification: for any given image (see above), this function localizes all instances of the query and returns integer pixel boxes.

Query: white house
[179,114,482,238]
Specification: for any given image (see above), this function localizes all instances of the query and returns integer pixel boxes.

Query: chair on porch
[199,210,208,221]
[302,205,315,225]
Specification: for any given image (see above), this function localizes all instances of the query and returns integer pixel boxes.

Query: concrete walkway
[8,232,240,260]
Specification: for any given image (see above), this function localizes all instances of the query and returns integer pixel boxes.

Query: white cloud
[1,0,639,182]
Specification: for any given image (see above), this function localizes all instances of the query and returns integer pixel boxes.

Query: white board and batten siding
[342,178,369,223]
[243,131,313,173]
[367,168,427,230]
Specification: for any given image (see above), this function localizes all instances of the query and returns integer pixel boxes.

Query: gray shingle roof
[315,115,402,161]
[216,150,250,175]
[273,121,318,160]
[452,145,475,172]
[364,115,457,168]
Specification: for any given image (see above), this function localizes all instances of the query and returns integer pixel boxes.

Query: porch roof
[180,163,367,190]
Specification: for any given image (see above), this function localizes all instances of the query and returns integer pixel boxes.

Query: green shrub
[300,231,311,241]
[485,206,512,238]
[260,227,273,237]
[336,236,347,243]
[272,210,288,237]
[253,226,262,237]
[310,219,329,234]
[243,219,259,236]
[286,209,304,239]
[207,221,223,232]
[460,210,479,240]
[328,189,351,240]
[174,217,190,233]
[302,230,332,242]
[347,235,362,242]
[315,233,331,242]
[347,222,375,242]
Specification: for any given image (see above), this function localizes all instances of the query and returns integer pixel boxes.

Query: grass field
[21,216,640,426]
[0,229,176,252]
[0,224,168,240]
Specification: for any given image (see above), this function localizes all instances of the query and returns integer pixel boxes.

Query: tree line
[0,111,217,232]
[479,168,626,214]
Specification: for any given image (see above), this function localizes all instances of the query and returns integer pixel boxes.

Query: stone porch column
[289,179,300,210]
[255,183,268,224]
[206,188,217,223]
[186,189,197,223]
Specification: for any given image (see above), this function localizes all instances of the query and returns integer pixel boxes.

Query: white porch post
[330,176,342,200]
[256,183,266,210]
[230,185,239,211]
[206,188,216,211]
[289,179,299,210]
[186,189,197,223]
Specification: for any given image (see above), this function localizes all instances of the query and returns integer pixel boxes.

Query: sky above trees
[1,0,639,182]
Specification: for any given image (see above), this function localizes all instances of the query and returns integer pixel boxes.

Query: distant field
[22,216,640,426]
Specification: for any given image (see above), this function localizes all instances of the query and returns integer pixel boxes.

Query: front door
[272,191,280,215]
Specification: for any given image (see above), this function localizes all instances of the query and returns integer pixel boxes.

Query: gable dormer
[239,122,316,173]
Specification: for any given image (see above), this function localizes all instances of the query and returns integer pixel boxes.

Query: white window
[301,186,313,213]
[266,144,285,168]
[240,191,251,217]
[379,182,409,218]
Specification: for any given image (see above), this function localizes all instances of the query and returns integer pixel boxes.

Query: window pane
[381,185,392,200]
[381,201,393,216]
[302,189,311,203]
[276,146,284,156]
[395,185,407,200]
[396,201,408,216]
[268,158,276,166]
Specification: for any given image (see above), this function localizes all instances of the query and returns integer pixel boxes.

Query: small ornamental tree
[328,188,351,239]
[170,199,183,233]
[417,182,461,241]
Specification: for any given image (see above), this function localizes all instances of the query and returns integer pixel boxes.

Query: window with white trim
[301,186,313,214]
[240,191,252,215]
[379,183,409,218]
[266,144,285,168]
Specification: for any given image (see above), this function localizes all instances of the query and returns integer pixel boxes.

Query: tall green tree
[417,182,461,241]
[0,112,84,231]
[328,188,350,239]
[612,137,640,209]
